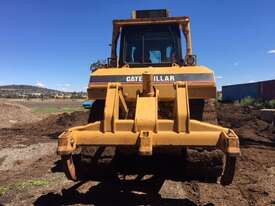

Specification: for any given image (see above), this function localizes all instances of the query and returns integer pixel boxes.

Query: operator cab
[109,9,197,68]
[119,24,182,67]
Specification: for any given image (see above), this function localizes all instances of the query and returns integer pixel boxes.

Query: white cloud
[216,75,223,79]
[60,87,68,92]
[249,80,255,83]
[36,82,45,87]
[233,62,239,66]
[64,83,71,87]
[267,50,275,54]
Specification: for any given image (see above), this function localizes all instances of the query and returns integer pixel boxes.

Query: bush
[268,99,275,109]
[240,96,255,107]
[239,98,275,109]
[254,101,265,109]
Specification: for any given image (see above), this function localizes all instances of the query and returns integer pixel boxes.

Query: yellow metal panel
[88,83,216,100]
[58,118,238,150]
[135,96,157,131]
[115,120,134,131]
[175,82,190,133]
[103,84,118,132]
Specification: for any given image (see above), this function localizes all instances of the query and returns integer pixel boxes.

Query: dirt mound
[217,103,275,146]
[0,111,89,148]
[0,101,39,128]
[22,110,89,136]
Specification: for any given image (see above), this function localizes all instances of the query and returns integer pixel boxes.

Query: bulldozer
[57,9,240,186]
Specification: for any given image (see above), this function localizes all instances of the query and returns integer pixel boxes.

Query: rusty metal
[142,72,154,97]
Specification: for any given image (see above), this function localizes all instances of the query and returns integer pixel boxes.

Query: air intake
[132,9,169,19]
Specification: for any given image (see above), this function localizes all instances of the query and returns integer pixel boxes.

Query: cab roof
[113,16,189,27]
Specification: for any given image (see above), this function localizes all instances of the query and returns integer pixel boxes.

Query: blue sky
[0,0,274,91]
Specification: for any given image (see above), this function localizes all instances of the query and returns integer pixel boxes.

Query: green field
[32,107,84,113]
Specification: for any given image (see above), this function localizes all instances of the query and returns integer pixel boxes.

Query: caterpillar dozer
[57,9,240,185]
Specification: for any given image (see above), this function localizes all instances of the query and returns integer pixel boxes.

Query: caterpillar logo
[89,73,214,83]
[126,75,175,82]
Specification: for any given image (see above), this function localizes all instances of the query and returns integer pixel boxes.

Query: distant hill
[0,85,62,94]
[0,85,86,99]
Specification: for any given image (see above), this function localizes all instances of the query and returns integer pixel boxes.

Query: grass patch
[15,179,48,190]
[0,179,49,197]
[32,107,83,113]
[0,186,8,197]
[240,96,255,107]
[238,97,275,109]
[268,99,275,108]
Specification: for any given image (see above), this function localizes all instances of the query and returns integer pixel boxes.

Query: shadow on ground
[34,178,204,206]
[34,148,221,206]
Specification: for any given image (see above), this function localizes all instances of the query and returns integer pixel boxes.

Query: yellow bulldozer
[57,9,240,185]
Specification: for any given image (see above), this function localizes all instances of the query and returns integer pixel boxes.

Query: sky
[0,0,274,91]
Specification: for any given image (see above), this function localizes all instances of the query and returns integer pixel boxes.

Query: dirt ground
[0,101,40,128]
[0,99,84,123]
[0,101,274,206]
